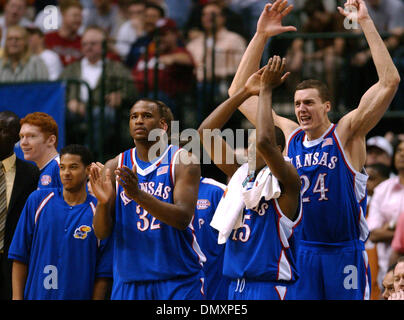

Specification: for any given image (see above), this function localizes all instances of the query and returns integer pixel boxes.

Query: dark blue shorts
[111,271,206,300]
[228,278,294,300]
[288,240,371,300]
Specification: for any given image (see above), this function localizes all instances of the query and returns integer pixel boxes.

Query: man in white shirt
[27,26,63,80]
[114,0,146,60]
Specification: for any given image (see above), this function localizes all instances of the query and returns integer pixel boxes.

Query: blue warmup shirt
[113,145,205,282]
[38,155,62,190]
[287,123,369,244]
[194,177,229,300]
[8,188,113,300]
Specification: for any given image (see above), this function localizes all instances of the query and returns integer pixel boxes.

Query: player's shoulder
[28,187,59,204]
[200,177,227,192]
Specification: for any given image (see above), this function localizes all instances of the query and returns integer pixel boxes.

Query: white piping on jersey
[200,177,227,191]
[275,286,287,300]
[39,154,60,171]
[170,147,184,185]
[277,249,292,281]
[273,197,303,249]
[332,129,368,204]
[116,152,125,195]
[132,145,173,176]
[189,216,207,266]
[302,123,335,148]
[362,251,370,300]
[35,192,55,224]
[89,201,101,247]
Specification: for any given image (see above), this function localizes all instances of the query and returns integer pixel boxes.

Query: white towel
[210,163,281,244]
[242,166,281,209]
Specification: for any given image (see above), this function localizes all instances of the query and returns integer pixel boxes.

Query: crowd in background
[0,0,404,300]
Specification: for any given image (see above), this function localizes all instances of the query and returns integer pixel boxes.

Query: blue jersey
[223,194,302,283]
[287,124,369,244]
[8,188,113,300]
[113,145,205,282]
[194,177,229,300]
[38,155,62,190]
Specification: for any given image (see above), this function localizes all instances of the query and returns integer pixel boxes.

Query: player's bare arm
[197,69,266,178]
[336,0,400,171]
[115,155,201,230]
[11,260,27,300]
[90,161,115,239]
[228,0,298,140]
[92,277,110,300]
[256,56,301,220]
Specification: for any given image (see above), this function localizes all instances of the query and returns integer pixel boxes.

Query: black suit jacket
[0,157,39,300]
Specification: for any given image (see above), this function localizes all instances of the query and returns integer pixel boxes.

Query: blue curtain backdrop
[0,81,66,159]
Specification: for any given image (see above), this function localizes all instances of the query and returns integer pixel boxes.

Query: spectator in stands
[33,2,62,34]
[391,257,404,299]
[391,210,404,265]
[44,0,83,66]
[365,162,390,299]
[125,1,165,68]
[366,135,394,167]
[367,140,404,291]
[82,0,121,39]
[345,0,404,108]
[27,26,62,80]
[132,18,194,119]
[185,0,246,41]
[186,1,246,118]
[285,0,346,108]
[60,26,135,157]
[0,25,48,81]
[382,264,396,299]
[115,0,146,60]
[0,110,39,300]
[0,0,32,48]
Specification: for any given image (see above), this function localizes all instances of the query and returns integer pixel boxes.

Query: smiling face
[19,123,55,165]
[59,153,89,192]
[129,100,168,142]
[294,87,331,140]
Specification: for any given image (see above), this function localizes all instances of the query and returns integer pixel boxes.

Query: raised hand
[256,0,297,38]
[261,55,290,90]
[89,162,114,205]
[337,0,370,23]
[245,65,266,96]
[115,165,140,200]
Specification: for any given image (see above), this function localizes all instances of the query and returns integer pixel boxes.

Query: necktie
[0,163,7,252]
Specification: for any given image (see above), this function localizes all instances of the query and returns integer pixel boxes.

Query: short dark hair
[136,98,174,135]
[146,2,165,17]
[295,79,331,103]
[60,144,94,167]
[366,163,391,179]
[0,110,20,142]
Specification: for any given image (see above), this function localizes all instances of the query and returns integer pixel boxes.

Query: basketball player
[89,98,206,300]
[19,112,62,190]
[9,144,112,300]
[228,0,400,299]
[198,56,302,300]
[194,176,229,300]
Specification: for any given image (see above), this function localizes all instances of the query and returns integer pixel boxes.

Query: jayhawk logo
[73,225,92,239]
